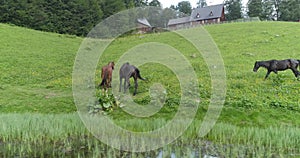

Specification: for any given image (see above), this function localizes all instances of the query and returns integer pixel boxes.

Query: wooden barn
[137,18,152,33]
[168,4,225,30]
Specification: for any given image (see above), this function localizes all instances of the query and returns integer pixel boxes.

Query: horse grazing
[253,59,300,79]
[99,61,115,89]
[119,62,145,95]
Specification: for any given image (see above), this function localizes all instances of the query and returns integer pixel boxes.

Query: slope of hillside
[205,22,300,126]
[0,22,299,127]
[0,24,82,113]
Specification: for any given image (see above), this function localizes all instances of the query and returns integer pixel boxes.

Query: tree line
[247,0,300,21]
[0,0,164,36]
[168,0,299,22]
[0,0,299,36]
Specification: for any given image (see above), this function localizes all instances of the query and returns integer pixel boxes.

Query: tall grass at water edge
[0,113,299,157]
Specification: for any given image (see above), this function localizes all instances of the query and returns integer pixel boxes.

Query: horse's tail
[99,78,106,87]
[99,71,108,87]
[135,68,145,81]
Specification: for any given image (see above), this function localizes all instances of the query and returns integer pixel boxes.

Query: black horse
[119,62,145,95]
[253,59,300,79]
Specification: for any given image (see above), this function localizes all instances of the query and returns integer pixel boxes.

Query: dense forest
[0,0,170,36]
[0,0,299,36]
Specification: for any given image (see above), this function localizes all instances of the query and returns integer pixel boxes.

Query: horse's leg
[106,79,110,89]
[264,70,271,80]
[124,77,128,93]
[126,78,131,90]
[290,68,299,78]
[133,77,138,96]
[108,73,112,88]
[119,77,122,92]
[110,76,112,87]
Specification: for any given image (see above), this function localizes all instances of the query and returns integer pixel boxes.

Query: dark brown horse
[119,62,145,95]
[253,59,300,79]
[99,61,114,89]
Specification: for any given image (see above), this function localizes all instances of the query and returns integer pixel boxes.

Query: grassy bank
[0,113,299,157]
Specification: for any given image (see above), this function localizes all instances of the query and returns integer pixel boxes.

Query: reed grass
[0,113,299,157]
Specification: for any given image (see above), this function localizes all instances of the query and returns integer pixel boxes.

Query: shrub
[88,90,119,114]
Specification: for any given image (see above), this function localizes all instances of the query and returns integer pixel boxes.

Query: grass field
[0,21,300,157]
[0,24,80,113]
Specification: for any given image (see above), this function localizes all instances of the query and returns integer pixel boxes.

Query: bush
[88,90,119,114]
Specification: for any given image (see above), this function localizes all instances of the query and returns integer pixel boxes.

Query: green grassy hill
[1,22,300,127]
[1,22,300,157]
[0,24,81,113]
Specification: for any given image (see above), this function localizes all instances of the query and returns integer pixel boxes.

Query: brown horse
[99,61,114,89]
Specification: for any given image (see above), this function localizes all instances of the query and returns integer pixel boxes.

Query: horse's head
[253,61,260,72]
[108,61,115,69]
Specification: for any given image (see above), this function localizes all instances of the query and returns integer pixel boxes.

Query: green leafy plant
[88,90,119,114]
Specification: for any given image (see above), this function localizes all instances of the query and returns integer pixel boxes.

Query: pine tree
[177,1,192,15]
[225,0,243,20]
[247,0,263,18]
[197,0,207,8]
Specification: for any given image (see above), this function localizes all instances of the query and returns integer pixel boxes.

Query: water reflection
[155,148,217,158]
